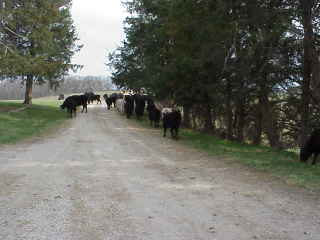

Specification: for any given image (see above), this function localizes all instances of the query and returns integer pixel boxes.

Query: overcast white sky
[71,0,127,76]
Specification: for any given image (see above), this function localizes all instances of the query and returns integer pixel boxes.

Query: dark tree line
[108,0,320,149]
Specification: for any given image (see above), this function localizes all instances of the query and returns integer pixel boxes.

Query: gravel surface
[0,103,319,240]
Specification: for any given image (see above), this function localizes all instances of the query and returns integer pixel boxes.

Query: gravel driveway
[0,103,319,240]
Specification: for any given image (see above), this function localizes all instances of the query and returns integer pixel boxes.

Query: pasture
[0,98,66,144]
[0,91,117,144]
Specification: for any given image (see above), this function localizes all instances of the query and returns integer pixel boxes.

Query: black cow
[134,94,146,120]
[109,93,118,108]
[124,94,134,118]
[84,91,95,104]
[110,93,122,108]
[60,95,88,118]
[300,129,320,165]
[146,100,161,127]
[103,94,113,110]
[162,109,182,139]
[84,92,101,104]
[92,94,102,104]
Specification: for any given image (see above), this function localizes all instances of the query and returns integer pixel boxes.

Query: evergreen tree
[108,0,320,148]
[0,0,82,104]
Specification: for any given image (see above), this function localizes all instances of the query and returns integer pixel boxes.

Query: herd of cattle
[59,92,320,164]
[59,92,182,139]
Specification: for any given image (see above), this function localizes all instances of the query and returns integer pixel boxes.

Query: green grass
[0,99,67,144]
[0,92,118,145]
[181,129,320,190]
[130,114,320,190]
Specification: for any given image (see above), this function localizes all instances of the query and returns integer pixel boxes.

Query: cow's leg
[81,104,87,113]
[170,128,174,138]
[163,127,167,137]
[68,108,72,118]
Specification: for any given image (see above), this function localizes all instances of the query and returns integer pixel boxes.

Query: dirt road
[0,104,319,240]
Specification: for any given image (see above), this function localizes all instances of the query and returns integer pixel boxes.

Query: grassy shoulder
[131,114,320,190]
[0,99,67,144]
[181,130,320,190]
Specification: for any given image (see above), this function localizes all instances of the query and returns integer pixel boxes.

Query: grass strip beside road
[181,129,320,190]
[0,100,66,144]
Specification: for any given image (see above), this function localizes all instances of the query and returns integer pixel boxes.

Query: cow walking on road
[60,95,88,118]
[162,109,182,139]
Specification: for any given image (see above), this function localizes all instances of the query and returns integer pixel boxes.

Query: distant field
[0,99,67,144]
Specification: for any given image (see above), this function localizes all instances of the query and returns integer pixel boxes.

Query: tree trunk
[236,102,245,143]
[23,75,33,104]
[253,104,263,145]
[191,107,197,130]
[204,103,214,132]
[182,105,191,128]
[260,93,281,149]
[299,0,314,146]
[226,79,233,140]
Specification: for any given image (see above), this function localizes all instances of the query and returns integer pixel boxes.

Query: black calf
[124,95,134,118]
[103,94,113,110]
[300,129,320,165]
[110,93,120,108]
[163,110,182,139]
[134,94,146,120]
[92,94,102,104]
[146,101,161,127]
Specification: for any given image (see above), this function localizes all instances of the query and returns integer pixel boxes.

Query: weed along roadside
[129,115,320,191]
[0,100,67,144]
